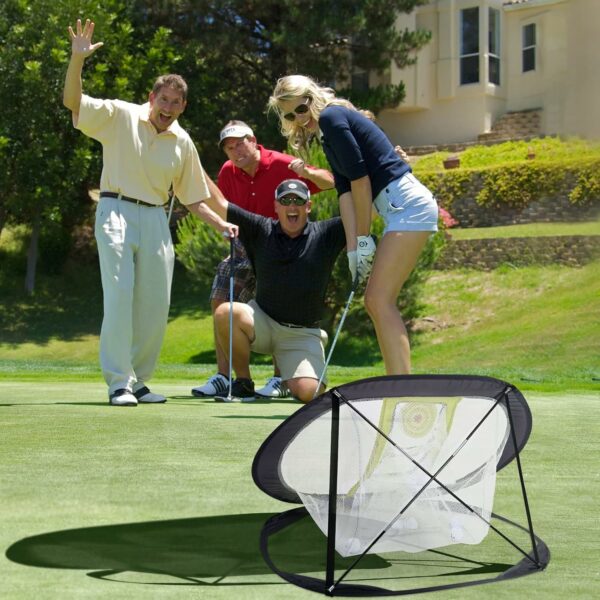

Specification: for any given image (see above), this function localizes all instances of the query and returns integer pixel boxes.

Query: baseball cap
[219,123,254,147]
[275,179,310,201]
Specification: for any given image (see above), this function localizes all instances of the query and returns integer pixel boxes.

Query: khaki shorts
[242,300,329,383]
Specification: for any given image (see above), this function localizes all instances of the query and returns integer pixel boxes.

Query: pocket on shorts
[374,174,438,231]
[95,202,124,244]
[389,174,435,214]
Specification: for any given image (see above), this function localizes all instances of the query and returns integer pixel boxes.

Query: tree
[0,0,180,293]
[1,0,431,294]
[132,0,431,172]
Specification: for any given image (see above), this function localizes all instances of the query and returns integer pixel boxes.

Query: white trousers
[95,197,174,395]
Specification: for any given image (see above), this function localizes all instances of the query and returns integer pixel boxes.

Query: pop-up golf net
[252,375,549,596]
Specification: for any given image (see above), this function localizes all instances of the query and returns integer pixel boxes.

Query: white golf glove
[356,235,376,283]
[347,250,357,283]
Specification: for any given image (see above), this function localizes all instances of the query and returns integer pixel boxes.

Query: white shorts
[373,173,439,234]
[241,300,328,383]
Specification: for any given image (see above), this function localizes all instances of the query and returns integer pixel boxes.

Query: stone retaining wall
[435,235,600,270]
[448,193,600,228]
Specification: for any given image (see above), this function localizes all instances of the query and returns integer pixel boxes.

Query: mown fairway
[1,261,599,391]
[1,237,598,598]
[1,382,598,599]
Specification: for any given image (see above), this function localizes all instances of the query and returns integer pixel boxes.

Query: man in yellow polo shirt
[63,18,236,406]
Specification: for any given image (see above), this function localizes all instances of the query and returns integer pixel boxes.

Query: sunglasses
[283,98,311,122]
[277,195,308,206]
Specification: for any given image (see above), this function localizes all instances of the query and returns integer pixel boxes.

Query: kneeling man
[208,179,346,402]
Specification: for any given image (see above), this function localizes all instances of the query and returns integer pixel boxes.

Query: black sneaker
[214,378,256,403]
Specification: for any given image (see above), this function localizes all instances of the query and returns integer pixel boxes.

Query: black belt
[100,191,164,208]
[278,320,320,329]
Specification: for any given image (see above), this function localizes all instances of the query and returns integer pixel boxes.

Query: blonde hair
[268,75,356,153]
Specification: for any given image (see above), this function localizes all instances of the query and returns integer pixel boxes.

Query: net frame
[252,375,550,596]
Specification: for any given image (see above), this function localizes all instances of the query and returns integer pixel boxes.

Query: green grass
[1,260,599,392]
[1,222,598,597]
[449,220,600,240]
[412,137,600,172]
[410,262,600,389]
[1,382,598,599]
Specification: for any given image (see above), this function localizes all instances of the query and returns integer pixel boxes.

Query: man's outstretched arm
[186,172,238,238]
[63,18,104,123]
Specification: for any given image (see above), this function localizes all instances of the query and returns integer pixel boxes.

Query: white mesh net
[280,396,509,557]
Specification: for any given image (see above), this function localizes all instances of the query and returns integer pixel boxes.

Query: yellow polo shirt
[76,95,210,206]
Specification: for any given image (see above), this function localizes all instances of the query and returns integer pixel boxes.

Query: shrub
[175,213,228,287]
[414,137,600,212]
[475,163,564,209]
[568,159,600,205]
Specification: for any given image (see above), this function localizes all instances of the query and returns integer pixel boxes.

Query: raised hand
[288,158,307,177]
[68,18,104,58]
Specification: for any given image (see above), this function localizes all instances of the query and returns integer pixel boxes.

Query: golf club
[167,192,175,225]
[313,276,359,400]
[226,234,236,401]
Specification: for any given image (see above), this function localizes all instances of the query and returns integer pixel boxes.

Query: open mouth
[159,112,172,125]
[286,212,300,224]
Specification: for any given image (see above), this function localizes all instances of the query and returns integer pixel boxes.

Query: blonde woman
[269,75,438,375]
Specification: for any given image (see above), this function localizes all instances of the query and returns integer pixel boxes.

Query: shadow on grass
[7,511,514,592]
[0,261,210,347]
[0,265,103,345]
[331,335,382,367]
[187,350,274,365]
[167,265,213,320]
[5,513,388,587]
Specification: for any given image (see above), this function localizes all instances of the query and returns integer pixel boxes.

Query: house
[376,0,600,147]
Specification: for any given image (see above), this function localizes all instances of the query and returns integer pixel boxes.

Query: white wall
[505,0,569,135]
[564,0,600,139]
[380,0,507,146]
[378,0,600,146]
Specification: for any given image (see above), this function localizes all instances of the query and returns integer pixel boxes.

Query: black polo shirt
[227,203,346,327]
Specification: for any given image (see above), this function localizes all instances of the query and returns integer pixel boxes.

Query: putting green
[1,382,597,599]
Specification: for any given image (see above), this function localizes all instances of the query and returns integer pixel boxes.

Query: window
[460,7,480,85]
[522,23,536,72]
[351,71,369,93]
[488,8,500,85]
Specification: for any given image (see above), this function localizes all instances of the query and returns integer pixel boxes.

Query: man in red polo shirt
[191,120,334,399]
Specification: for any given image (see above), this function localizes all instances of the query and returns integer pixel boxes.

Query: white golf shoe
[256,376,290,398]
[109,389,138,407]
[134,386,167,403]
[191,373,230,397]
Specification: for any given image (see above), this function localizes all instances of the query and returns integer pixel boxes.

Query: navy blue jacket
[319,105,411,199]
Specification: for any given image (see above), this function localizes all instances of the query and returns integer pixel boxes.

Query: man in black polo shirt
[206,179,346,402]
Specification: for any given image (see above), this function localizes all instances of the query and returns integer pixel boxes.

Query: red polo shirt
[217,145,321,218]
